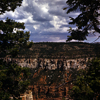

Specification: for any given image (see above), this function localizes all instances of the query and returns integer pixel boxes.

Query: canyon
[1,42,100,100]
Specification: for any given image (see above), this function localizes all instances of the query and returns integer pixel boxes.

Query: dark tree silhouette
[64,0,100,41]
[0,0,31,99]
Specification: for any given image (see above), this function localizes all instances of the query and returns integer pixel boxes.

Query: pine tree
[0,18,30,57]
[64,0,100,41]
[0,0,31,99]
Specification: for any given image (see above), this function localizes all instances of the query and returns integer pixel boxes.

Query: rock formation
[8,57,93,70]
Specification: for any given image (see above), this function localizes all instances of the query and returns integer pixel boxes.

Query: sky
[0,0,100,43]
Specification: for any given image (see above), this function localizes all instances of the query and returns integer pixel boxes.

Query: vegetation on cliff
[69,58,100,100]
[29,68,65,86]
[15,42,100,59]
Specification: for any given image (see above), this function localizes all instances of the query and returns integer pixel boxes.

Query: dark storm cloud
[41,31,67,35]
[60,24,76,28]
[60,25,70,28]
[40,22,54,28]
[48,1,67,17]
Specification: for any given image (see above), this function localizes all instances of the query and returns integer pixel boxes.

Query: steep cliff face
[18,67,76,100]
[28,68,74,100]
[9,57,92,70]
[20,90,33,100]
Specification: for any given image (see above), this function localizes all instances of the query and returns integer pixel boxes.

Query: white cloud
[33,25,40,30]
[49,37,66,42]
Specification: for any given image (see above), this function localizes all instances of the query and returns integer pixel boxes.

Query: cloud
[22,0,53,22]
[1,0,96,43]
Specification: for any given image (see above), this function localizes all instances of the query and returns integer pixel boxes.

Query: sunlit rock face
[20,90,33,100]
[10,57,93,70]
